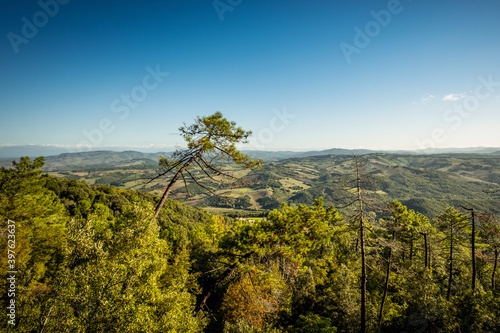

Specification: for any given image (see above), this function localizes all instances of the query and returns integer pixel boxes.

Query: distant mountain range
[0,145,173,159]
[1,145,500,166]
[0,150,166,170]
[240,147,500,161]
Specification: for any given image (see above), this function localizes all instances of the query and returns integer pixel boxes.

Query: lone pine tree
[149,112,262,219]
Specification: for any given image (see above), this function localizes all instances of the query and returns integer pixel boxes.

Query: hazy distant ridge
[2,145,500,165]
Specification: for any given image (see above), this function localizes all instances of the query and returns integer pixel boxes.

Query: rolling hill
[5,150,497,219]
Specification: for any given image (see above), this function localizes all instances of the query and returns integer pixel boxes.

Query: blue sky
[1,0,499,152]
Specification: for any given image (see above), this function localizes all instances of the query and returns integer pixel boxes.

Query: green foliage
[152,112,263,218]
[257,196,281,210]
[221,198,343,260]
[223,318,283,333]
[0,157,68,332]
[1,157,206,332]
[0,157,67,225]
[206,195,253,209]
[51,204,203,332]
[180,111,263,169]
[2,156,500,332]
[293,313,337,333]
[249,171,283,190]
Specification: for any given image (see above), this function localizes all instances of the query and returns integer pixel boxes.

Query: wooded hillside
[1,156,499,332]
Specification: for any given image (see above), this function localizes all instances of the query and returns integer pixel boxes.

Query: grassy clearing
[280,177,308,190]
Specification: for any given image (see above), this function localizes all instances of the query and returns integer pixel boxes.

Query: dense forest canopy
[1,156,499,332]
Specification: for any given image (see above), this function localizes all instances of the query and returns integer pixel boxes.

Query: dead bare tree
[460,205,477,291]
[478,213,500,289]
[337,156,380,333]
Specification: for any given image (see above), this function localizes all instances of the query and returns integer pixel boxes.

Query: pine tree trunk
[428,236,432,268]
[493,248,498,290]
[154,168,184,219]
[447,232,453,300]
[379,231,394,326]
[360,213,366,333]
[471,209,476,291]
[409,239,413,263]
[153,151,202,219]
[355,159,366,333]
[461,206,477,291]
[423,233,428,269]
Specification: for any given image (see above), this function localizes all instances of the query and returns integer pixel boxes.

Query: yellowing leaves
[222,268,283,328]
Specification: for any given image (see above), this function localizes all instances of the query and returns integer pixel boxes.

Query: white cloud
[421,93,435,102]
[413,93,436,105]
[442,93,467,101]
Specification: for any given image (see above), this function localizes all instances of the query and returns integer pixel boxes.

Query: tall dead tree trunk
[355,157,367,333]
[420,232,428,269]
[409,239,414,263]
[428,235,432,269]
[493,248,498,290]
[471,209,476,291]
[447,230,453,301]
[341,156,377,332]
[461,206,476,291]
[379,231,395,326]
[436,207,469,301]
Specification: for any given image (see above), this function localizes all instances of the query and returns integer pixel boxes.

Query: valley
[21,150,500,219]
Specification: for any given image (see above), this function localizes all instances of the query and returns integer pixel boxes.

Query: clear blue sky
[1,0,499,152]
